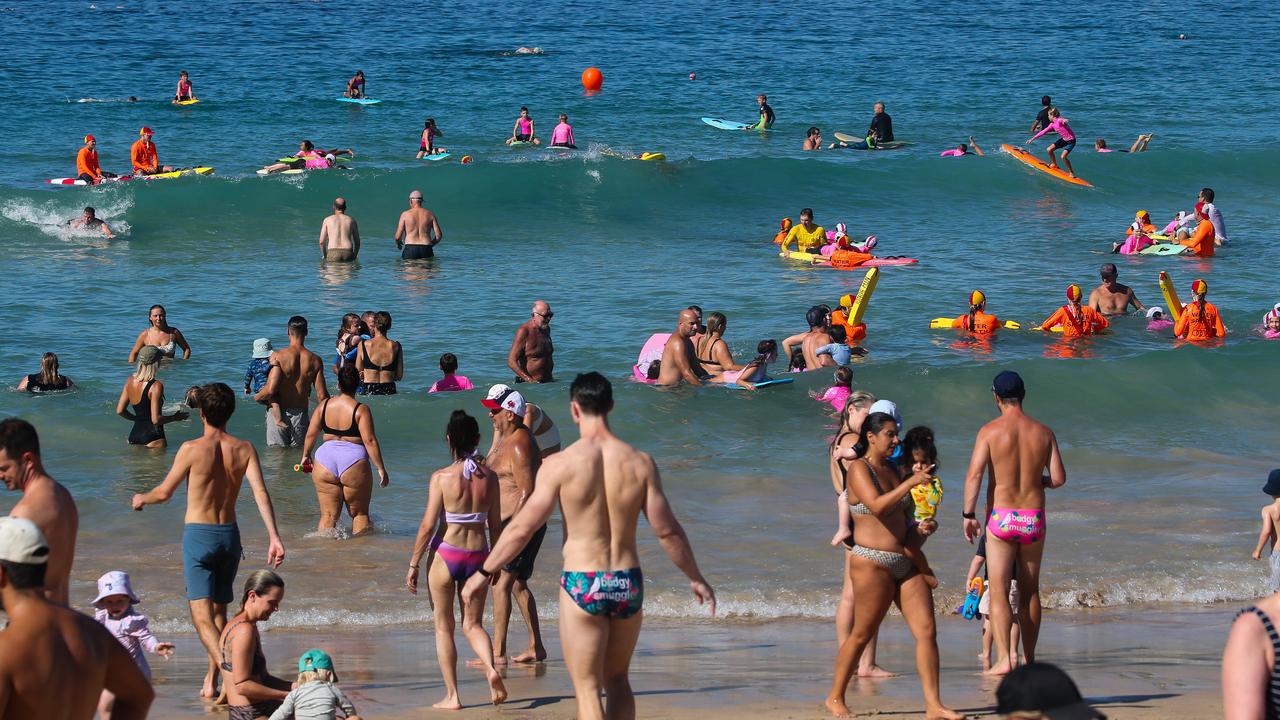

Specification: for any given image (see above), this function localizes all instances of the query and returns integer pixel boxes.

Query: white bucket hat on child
[92,570,140,608]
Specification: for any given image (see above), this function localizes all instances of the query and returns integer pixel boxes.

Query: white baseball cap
[482,384,526,417]
[0,517,49,565]
[868,399,902,427]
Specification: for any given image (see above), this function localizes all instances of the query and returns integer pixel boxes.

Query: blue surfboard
[336,97,381,105]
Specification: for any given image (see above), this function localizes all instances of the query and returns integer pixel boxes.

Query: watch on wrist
[962,511,977,520]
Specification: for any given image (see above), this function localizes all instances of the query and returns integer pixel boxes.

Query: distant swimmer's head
[780,217,793,232]
[82,206,97,219]
[806,305,828,330]
[127,96,138,102]
[969,290,986,309]
[570,371,614,418]
[1146,306,1164,320]
[1065,284,1083,303]
[1041,95,1051,107]
[1198,187,1215,203]
[807,126,820,139]
[1191,279,1208,298]
[689,72,696,81]
[1134,210,1149,222]
[300,140,314,151]
[1099,263,1118,281]
[1265,470,1280,498]
[706,311,726,337]
[324,153,336,164]
[83,134,95,146]
[409,189,423,204]
[799,207,814,225]
[1095,138,1107,150]
[756,339,778,363]
[992,370,1026,403]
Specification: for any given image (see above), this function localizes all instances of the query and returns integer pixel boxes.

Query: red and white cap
[139,126,154,136]
[482,384,526,417]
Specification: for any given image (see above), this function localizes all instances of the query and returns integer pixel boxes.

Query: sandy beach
[148,606,1227,718]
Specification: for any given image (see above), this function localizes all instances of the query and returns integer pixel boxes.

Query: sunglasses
[534,311,554,319]
[488,407,501,416]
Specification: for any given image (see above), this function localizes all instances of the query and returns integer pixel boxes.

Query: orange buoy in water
[581,67,603,92]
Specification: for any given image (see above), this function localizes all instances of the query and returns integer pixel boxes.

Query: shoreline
[148,606,1227,718]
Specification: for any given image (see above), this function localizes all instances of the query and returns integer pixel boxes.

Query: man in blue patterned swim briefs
[464,372,716,720]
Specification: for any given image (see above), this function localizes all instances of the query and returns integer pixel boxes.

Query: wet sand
[148,605,1227,718]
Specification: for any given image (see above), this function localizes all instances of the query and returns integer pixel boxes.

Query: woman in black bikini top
[356,310,403,395]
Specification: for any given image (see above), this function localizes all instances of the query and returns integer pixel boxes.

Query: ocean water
[0,0,1278,634]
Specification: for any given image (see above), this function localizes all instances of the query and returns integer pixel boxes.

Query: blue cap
[298,649,335,674]
[1264,469,1280,497]
[992,370,1025,400]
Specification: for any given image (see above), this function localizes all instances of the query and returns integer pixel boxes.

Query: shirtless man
[508,300,555,383]
[657,309,709,386]
[133,382,286,699]
[319,197,360,262]
[394,189,443,260]
[255,316,329,447]
[0,418,78,606]
[67,206,114,238]
[781,306,834,370]
[463,373,715,720]
[962,371,1066,676]
[482,386,548,664]
[1087,263,1145,316]
[0,517,154,719]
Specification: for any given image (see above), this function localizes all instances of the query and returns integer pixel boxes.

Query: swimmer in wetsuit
[507,106,540,145]
[745,94,775,131]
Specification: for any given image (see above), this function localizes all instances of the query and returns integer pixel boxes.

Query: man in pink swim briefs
[961,371,1066,677]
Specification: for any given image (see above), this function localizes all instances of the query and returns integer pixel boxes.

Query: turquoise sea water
[0,0,1278,636]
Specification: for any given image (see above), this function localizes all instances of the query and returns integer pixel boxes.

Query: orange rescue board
[1001,144,1093,188]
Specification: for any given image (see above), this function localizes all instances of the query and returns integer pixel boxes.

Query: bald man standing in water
[508,301,555,383]
[463,372,714,720]
[319,197,360,262]
[657,309,710,386]
[0,418,78,607]
[394,189,443,260]
[962,371,1066,676]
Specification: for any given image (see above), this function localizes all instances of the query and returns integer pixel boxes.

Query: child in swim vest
[772,217,792,245]
[92,571,175,718]
[815,366,853,412]
[428,352,474,393]
[274,649,362,720]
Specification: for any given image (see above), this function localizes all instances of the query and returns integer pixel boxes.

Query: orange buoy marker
[581,66,603,93]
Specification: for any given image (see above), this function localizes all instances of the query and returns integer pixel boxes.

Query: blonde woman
[18,352,74,392]
[115,345,186,448]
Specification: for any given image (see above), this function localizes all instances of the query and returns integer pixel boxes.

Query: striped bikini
[1239,606,1280,719]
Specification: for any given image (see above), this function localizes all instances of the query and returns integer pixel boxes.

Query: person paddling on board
[952,291,1001,334]
[1026,107,1078,177]
[1030,95,1052,133]
[867,102,894,143]
[67,206,114,239]
[130,127,174,176]
[415,118,446,158]
[172,70,195,103]
[744,94,774,131]
[507,106,540,145]
[345,70,365,99]
[1038,284,1108,337]
[940,137,984,157]
[1174,279,1226,343]
[76,135,117,185]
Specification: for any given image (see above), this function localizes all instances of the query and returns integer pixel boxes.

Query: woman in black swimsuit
[18,352,74,392]
[115,345,187,448]
[220,570,290,719]
[355,310,403,395]
[694,312,741,374]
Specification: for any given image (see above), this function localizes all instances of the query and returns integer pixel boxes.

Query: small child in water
[244,338,284,428]
[93,571,175,719]
[816,366,853,412]
[815,326,852,366]
[270,649,361,720]
[428,353,474,393]
[1261,304,1280,339]
[1252,470,1280,593]
[720,339,777,388]
[1146,306,1174,332]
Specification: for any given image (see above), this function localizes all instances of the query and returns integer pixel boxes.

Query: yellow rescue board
[1159,271,1185,322]
[848,268,879,326]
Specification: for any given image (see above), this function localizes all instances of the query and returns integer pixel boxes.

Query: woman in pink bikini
[405,410,507,710]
